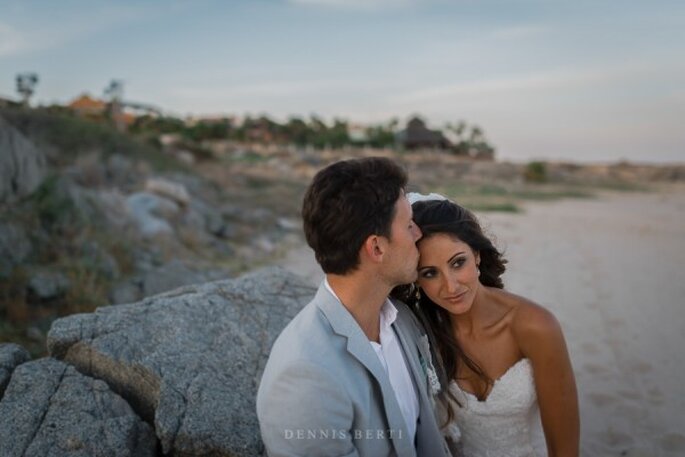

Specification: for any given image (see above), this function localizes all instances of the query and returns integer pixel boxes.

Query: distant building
[123,101,163,118]
[347,123,369,143]
[67,93,137,127]
[68,93,107,118]
[396,117,451,150]
[243,117,280,143]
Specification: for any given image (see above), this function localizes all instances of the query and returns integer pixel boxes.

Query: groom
[257,157,451,457]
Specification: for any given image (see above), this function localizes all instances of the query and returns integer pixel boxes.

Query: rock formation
[0,358,157,456]
[0,115,46,203]
[0,343,31,397]
[6,266,314,456]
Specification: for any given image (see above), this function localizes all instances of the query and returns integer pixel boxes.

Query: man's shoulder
[267,295,338,363]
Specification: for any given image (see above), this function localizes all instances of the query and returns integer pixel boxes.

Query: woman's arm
[514,303,580,457]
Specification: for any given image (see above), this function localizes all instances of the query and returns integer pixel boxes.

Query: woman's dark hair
[392,199,507,416]
[414,199,506,289]
[302,157,407,275]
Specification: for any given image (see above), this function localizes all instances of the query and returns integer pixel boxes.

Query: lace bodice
[449,358,543,457]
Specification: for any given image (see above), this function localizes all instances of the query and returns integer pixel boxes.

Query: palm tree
[16,72,39,106]
[469,125,484,144]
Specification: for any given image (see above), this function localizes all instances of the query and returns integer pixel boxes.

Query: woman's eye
[451,257,467,268]
[420,270,436,279]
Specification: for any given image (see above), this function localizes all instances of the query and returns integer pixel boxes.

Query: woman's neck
[450,284,491,337]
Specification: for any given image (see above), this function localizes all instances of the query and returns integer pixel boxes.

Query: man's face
[382,194,423,286]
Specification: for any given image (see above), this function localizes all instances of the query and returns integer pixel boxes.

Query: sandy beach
[277,186,685,456]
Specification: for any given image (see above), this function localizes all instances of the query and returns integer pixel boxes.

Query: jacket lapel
[393,301,452,456]
[392,304,430,403]
[314,285,415,457]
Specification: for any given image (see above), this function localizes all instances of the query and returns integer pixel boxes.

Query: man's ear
[362,235,385,263]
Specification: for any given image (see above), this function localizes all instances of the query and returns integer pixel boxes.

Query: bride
[396,193,579,457]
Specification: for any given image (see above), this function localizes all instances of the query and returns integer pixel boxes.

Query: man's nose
[412,223,422,242]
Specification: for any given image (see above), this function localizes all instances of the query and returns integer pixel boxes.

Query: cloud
[0,22,30,57]
[172,78,351,100]
[390,70,600,105]
[152,76,404,120]
[377,58,685,161]
[390,60,676,106]
[489,25,548,40]
[287,0,420,11]
[0,3,150,58]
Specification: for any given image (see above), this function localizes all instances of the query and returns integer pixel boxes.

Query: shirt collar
[324,277,398,329]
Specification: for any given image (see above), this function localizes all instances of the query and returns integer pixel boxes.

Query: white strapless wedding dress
[448,358,546,457]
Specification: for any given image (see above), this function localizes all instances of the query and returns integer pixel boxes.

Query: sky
[1,0,684,163]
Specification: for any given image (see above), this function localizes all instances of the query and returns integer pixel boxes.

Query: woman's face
[416,233,481,315]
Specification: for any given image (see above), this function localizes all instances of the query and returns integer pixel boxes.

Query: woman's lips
[445,290,468,303]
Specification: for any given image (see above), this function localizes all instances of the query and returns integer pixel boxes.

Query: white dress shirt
[325,279,419,442]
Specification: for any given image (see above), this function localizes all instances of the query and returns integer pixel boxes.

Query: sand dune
[277,187,685,456]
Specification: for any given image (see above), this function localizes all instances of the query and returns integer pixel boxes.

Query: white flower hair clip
[406,192,448,205]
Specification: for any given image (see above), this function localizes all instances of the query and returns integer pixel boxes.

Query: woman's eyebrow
[418,251,467,271]
[448,251,467,264]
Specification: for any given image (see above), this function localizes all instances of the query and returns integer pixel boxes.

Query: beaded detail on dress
[449,358,541,457]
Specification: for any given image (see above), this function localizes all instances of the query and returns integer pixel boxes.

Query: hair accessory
[407,192,448,205]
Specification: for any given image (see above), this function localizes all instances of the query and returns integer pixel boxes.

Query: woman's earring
[414,285,422,301]
[477,264,481,276]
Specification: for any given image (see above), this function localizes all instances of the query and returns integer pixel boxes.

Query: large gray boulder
[0,357,157,456]
[0,115,47,203]
[0,343,31,398]
[47,267,315,456]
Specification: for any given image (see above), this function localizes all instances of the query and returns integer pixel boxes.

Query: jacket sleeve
[257,360,360,457]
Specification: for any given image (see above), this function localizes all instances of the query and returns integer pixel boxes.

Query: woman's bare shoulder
[494,290,563,347]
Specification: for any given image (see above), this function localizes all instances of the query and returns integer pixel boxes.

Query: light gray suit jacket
[256,283,452,457]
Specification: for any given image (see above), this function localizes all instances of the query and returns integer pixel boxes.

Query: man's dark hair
[302,157,408,275]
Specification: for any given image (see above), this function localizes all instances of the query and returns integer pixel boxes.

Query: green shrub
[0,106,185,171]
[29,175,83,232]
[524,161,547,183]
